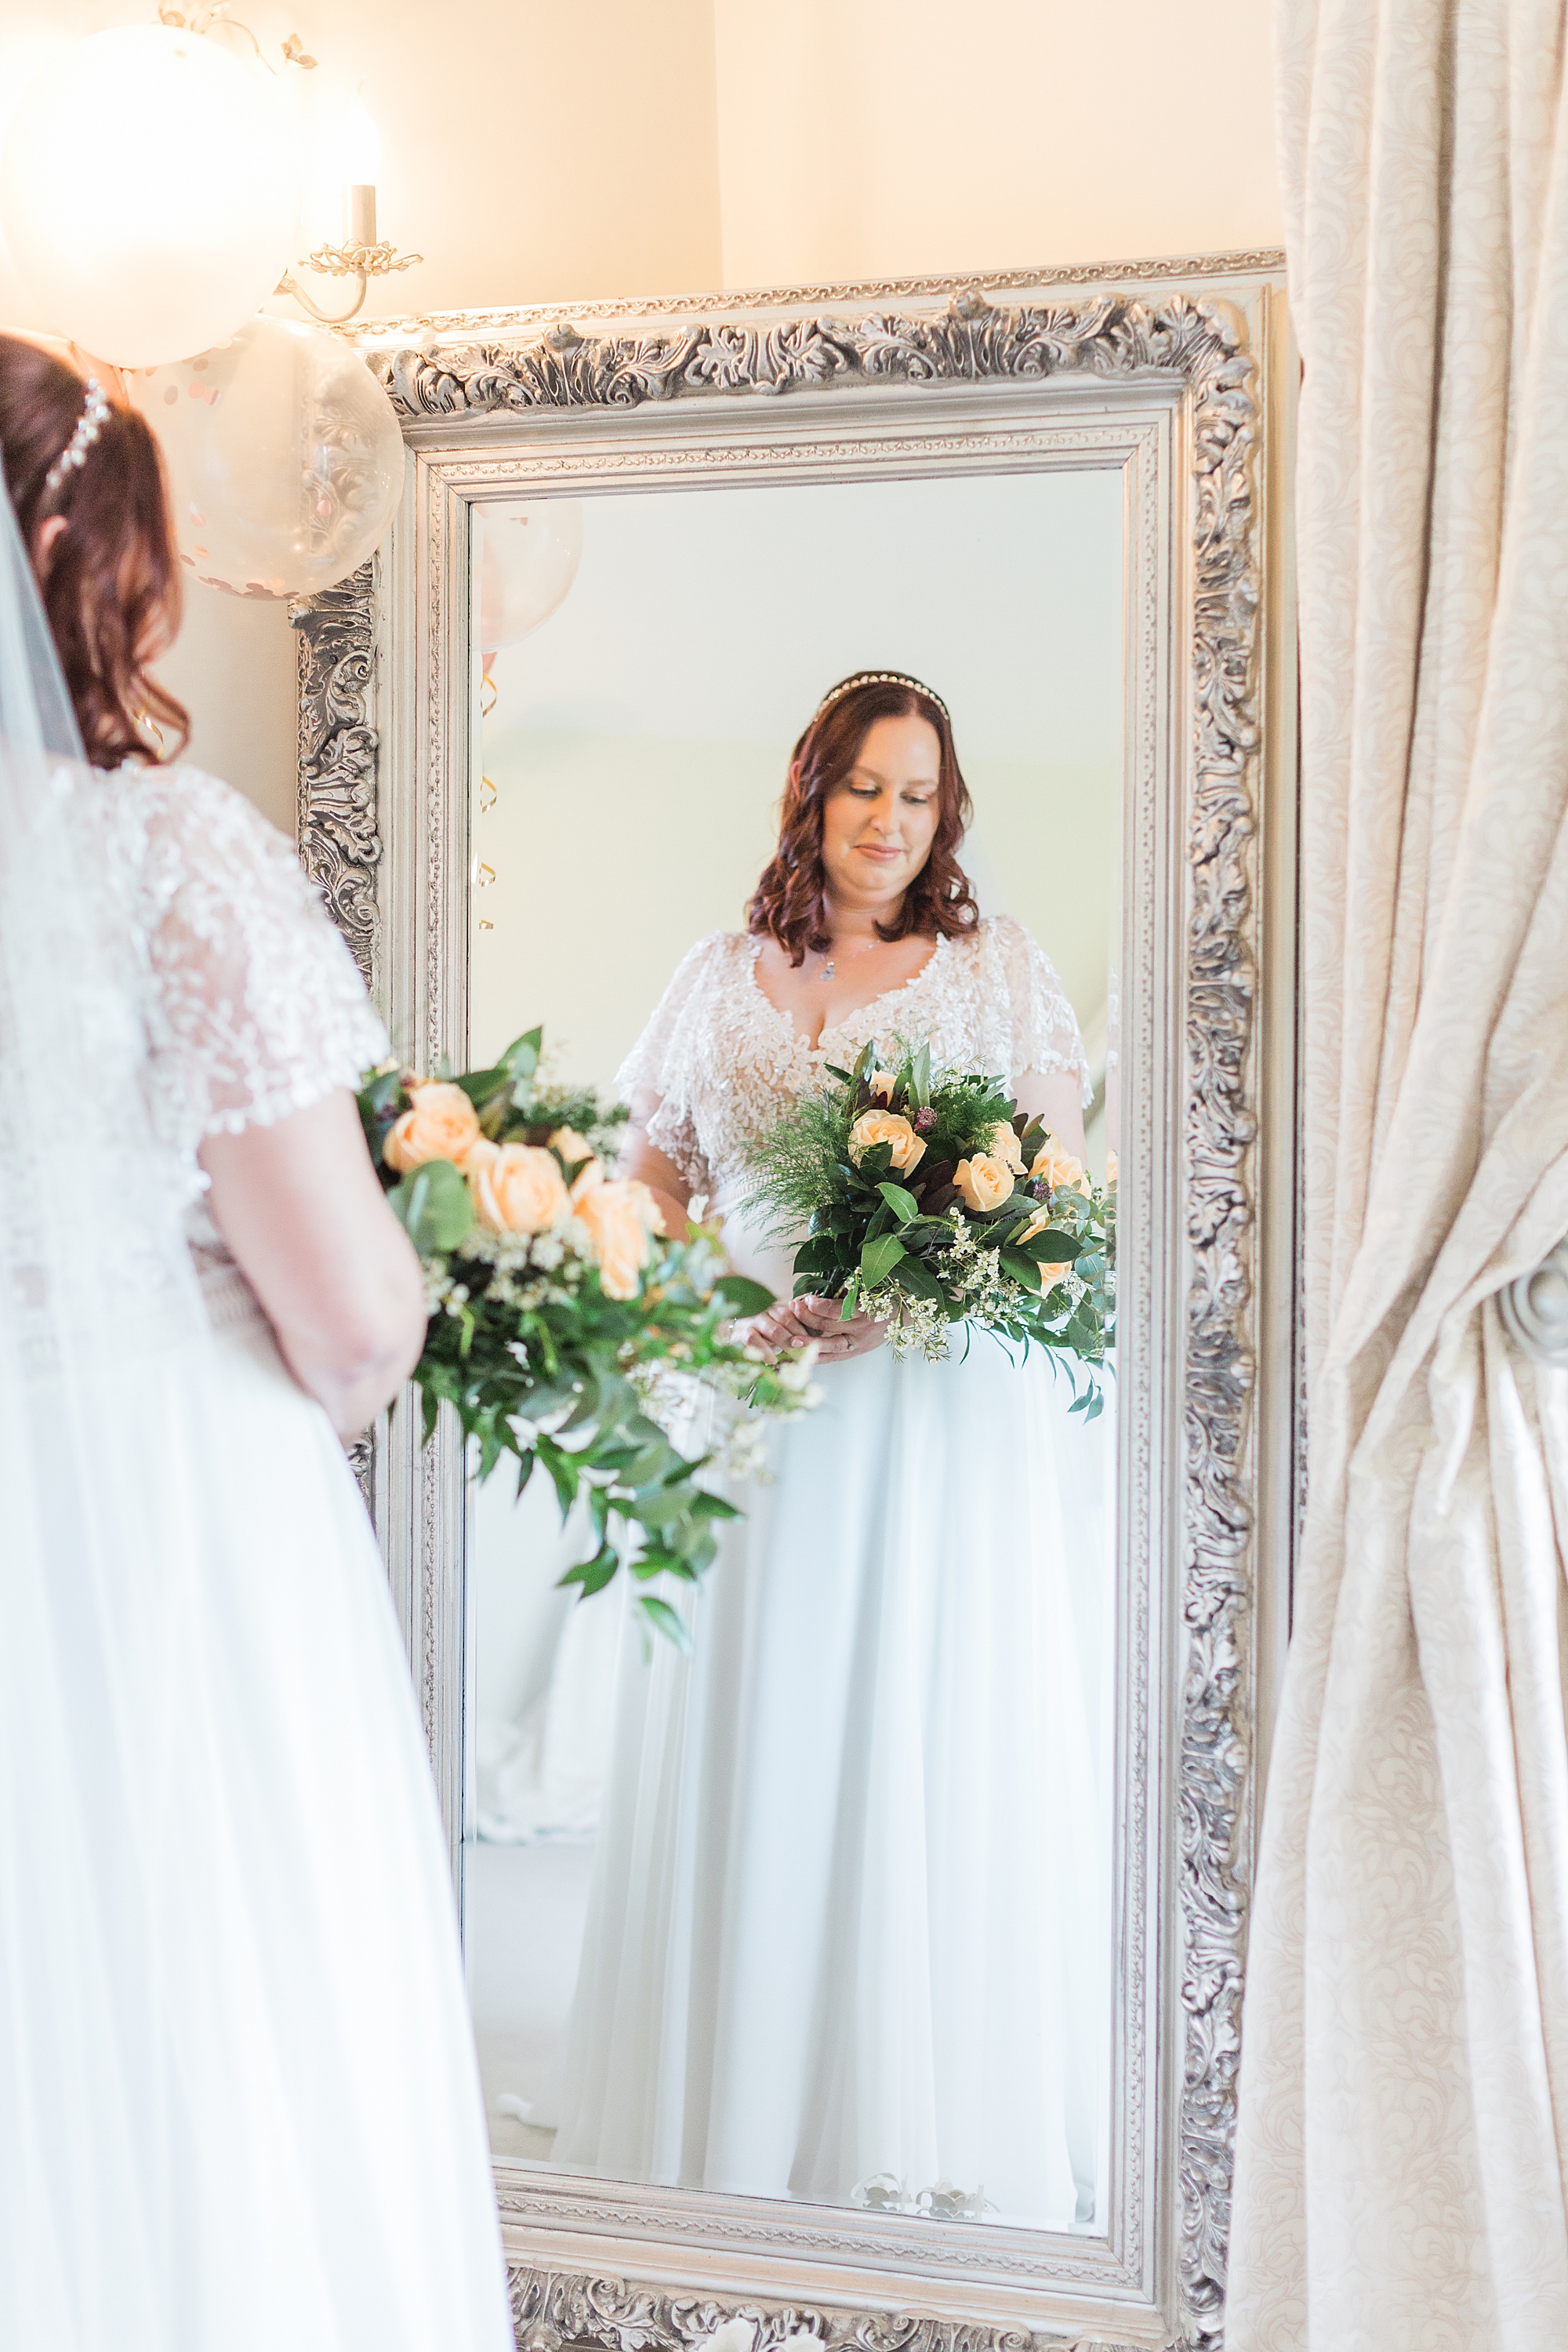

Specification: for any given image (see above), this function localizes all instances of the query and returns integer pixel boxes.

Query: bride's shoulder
[663,927,754,989]
[107,760,296,879]
[106,763,349,975]
[953,911,1046,967]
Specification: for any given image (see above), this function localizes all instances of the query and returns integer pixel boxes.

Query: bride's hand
[749,1292,887,1363]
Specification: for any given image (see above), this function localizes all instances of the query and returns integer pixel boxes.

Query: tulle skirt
[549,1225,1113,2229]
[0,1294,512,2352]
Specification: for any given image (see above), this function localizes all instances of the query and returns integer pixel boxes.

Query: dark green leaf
[860,1232,907,1289]
[535,1436,580,1517]
[891,1254,946,1302]
[877,1180,921,1222]
[637,1595,693,1651]
[454,1065,509,1107]
[558,1543,619,1598]
[1018,1227,1080,1262]
[690,1491,742,1522]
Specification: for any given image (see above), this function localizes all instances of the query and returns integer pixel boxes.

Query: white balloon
[127,316,404,599]
[0,27,300,369]
[478,502,584,652]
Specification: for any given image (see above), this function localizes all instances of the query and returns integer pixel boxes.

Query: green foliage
[387,1158,475,1254]
[358,1042,814,1644]
[742,1037,1116,1406]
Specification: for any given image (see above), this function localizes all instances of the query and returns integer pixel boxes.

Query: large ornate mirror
[296,253,1297,2352]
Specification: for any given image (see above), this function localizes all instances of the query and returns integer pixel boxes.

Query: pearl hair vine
[813,670,951,724]
[42,377,112,500]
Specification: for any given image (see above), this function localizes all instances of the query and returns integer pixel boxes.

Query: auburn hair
[746,675,978,965]
[0,336,189,768]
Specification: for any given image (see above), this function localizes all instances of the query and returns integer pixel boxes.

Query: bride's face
[820,713,943,909]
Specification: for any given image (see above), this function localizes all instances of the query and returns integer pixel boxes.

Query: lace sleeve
[614,934,722,1196]
[991,914,1093,1108]
[121,766,388,1143]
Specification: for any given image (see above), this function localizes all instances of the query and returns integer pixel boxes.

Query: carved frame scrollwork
[299,254,1295,2352]
[292,564,382,1515]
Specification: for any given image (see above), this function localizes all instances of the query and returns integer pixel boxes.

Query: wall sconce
[158,4,422,325]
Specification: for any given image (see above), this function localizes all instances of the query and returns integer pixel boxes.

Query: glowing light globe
[478,502,584,652]
[0,27,300,369]
[127,316,404,598]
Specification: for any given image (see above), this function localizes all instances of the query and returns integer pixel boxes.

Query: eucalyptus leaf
[499,1027,543,1082]
[710,1272,773,1317]
[389,1157,474,1254]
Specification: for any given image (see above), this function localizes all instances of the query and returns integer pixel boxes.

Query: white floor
[464,1836,595,2162]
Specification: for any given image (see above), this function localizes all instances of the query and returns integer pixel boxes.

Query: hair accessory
[42,377,112,500]
[813,670,950,724]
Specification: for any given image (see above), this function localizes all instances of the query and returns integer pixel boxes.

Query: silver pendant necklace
[821,934,882,984]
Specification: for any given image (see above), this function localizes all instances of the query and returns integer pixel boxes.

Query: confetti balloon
[477,501,584,652]
[0,27,299,370]
[128,316,405,599]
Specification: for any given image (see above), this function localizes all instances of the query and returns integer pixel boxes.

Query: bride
[549,671,1110,2229]
[0,340,510,2347]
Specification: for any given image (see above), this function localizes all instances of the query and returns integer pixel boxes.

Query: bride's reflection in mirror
[466,474,1120,2236]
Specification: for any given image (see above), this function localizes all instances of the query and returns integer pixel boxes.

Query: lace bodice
[616,915,1090,1204]
[95,764,387,1265]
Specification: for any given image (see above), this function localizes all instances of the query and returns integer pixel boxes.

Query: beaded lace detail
[616,914,1089,1203]
[96,765,387,1267]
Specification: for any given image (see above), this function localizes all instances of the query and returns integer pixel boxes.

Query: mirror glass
[463,466,1124,2237]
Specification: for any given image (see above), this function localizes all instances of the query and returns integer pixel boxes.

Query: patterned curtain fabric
[1229,3,1568,2345]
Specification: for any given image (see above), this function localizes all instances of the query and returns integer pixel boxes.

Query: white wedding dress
[0,760,512,2350]
[549,919,1112,2230]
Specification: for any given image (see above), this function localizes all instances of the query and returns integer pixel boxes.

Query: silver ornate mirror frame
[293,253,1298,2352]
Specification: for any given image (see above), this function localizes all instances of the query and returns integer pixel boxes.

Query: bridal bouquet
[359,1027,818,1642]
[743,1040,1115,1413]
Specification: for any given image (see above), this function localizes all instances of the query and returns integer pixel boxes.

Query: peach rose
[868,1069,897,1105]
[953,1153,1015,1214]
[1015,1206,1070,1294]
[1105,1148,1119,1187]
[576,1177,661,1300]
[1031,1136,1087,1194]
[848,1108,927,1174]
[549,1126,594,1168]
[568,1155,604,1207]
[470,1143,570,1235]
[383,1080,481,1173]
[989,1120,1025,1173]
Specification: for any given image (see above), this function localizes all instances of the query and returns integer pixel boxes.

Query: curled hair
[746,675,978,964]
[0,336,189,768]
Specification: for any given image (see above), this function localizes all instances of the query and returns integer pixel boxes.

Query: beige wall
[712,0,1283,290]
[0,2,1281,833]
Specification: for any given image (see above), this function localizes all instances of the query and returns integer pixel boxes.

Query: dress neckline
[744,931,949,1056]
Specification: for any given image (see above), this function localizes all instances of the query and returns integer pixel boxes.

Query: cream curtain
[1229,2,1568,2345]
